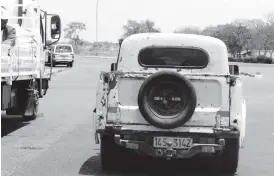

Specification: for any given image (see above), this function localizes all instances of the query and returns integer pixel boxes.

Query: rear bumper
[98,127,240,159]
[54,59,74,64]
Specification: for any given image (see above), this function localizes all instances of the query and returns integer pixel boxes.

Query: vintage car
[93,33,246,174]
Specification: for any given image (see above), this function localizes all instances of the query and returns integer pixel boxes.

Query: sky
[37,0,274,43]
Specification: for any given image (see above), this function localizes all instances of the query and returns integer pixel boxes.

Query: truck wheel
[70,63,73,67]
[221,138,240,175]
[6,108,21,115]
[22,81,39,122]
[100,135,127,171]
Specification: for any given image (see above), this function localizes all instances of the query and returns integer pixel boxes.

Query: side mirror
[51,15,61,39]
[111,63,117,71]
[46,15,61,46]
[229,65,239,75]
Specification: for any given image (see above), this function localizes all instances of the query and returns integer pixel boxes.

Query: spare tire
[138,71,197,129]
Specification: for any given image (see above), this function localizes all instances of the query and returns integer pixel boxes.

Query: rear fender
[94,72,110,131]
[230,77,246,148]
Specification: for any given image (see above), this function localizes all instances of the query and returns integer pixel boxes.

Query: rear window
[138,47,209,68]
[55,46,73,53]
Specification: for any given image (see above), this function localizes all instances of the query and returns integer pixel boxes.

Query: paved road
[1,57,274,175]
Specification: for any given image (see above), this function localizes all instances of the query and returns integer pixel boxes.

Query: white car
[93,33,246,174]
[47,44,74,67]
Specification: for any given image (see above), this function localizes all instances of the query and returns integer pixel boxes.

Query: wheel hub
[148,82,185,118]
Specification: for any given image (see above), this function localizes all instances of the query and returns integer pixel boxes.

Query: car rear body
[47,44,74,66]
[94,33,246,160]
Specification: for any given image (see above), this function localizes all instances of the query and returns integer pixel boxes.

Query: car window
[138,47,209,68]
[55,46,73,53]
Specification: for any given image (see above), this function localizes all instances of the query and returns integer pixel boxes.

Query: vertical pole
[96,0,99,42]
[96,0,100,56]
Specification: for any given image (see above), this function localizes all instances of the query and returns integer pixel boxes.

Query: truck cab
[1,0,61,121]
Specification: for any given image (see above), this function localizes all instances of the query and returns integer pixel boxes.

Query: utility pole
[96,0,100,43]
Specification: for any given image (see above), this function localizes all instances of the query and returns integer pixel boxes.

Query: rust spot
[101,95,107,106]
[109,79,117,90]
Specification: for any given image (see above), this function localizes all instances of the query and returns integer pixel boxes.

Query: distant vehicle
[93,33,247,174]
[46,44,74,67]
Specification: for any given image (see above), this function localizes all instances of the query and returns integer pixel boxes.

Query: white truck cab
[93,33,246,174]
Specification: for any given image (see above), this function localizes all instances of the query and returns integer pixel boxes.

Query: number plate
[153,137,192,149]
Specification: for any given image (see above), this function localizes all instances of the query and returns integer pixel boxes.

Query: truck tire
[22,81,39,122]
[100,135,127,171]
[221,138,240,175]
[70,62,73,67]
[138,71,197,129]
[6,108,21,115]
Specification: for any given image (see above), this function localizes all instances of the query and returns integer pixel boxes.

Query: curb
[78,55,116,59]
[240,72,263,79]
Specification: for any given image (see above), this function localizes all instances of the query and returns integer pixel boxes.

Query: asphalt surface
[1,57,274,176]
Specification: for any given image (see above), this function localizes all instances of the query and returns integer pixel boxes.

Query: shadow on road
[79,154,236,176]
[45,64,67,68]
[1,117,29,137]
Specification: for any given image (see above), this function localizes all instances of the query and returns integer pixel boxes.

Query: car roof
[122,33,226,50]
[118,33,229,74]
[54,44,73,47]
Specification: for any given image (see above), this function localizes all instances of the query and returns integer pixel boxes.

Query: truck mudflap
[113,130,239,160]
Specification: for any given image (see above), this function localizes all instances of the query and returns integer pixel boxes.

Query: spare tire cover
[138,71,197,129]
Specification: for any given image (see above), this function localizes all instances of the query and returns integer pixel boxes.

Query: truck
[93,33,247,174]
[1,0,61,121]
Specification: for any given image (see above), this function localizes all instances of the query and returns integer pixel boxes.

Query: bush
[243,56,257,63]
[228,55,273,64]
[256,55,273,64]
[235,58,244,63]
[228,57,236,62]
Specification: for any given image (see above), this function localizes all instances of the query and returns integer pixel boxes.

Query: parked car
[46,44,74,67]
[93,33,246,174]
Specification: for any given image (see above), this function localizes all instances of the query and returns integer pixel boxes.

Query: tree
[174,26,202,35]
[64,22,86,51]
[202,26,220,37]
[201,22,252,58]
[242,19,265,53]
[263,12,274,57]
[230,20,252,55]
[122,19,161,38]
